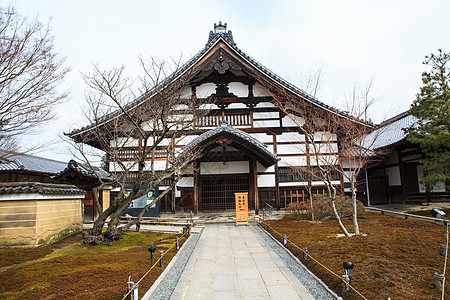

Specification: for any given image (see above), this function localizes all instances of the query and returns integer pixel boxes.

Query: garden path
[170,223,315,300]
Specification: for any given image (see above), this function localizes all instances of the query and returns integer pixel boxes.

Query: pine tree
[408,49,450,190]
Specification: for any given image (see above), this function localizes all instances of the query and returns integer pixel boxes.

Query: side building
[364,112,449,205]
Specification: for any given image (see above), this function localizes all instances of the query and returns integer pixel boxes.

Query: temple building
[68,22,370,215]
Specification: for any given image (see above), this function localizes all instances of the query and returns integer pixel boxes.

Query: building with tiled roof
[0,151,67,183]
[364,111,448,205]
[68,22,373,216]
[0,152,113,222]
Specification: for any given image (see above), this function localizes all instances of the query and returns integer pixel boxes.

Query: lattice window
[196,113,251,127]
[117,147,168,160]
[278,167,308,182]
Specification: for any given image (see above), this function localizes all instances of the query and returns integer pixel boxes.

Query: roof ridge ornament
[207,21,235,46]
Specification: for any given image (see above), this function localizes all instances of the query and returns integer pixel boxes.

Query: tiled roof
[0,182,85,195]
[178,122,278,167]
[362,112,417,149]
[68,23,370,139]
[0,152,67,174]
[53,160,113,181]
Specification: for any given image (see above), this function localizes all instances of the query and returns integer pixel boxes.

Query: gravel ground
[145,230,202,300]
[252,224,341,300]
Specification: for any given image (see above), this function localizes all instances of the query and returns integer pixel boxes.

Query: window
[278,167,308,182]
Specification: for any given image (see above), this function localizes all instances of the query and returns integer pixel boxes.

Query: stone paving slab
[170,223,315,299]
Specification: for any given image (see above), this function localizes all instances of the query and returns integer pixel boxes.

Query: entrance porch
[175,122,279,216]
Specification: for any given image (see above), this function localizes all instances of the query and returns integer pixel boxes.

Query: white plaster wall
[176,135,198,146]
[257,162,275,173]
[253,120,279,128]
[309,155,338,166]
[277,132,305,143]
[196,83,216,98]
[141,160,167,171]
[343,171,354,183]
[200,161,249,175]
[277,144,306,155]
[110,161,138,172]
[309,143,338,154]
[256,102,276,108]
[253,112,279,119]
[257,174,275,187]
[386,166,401,186]
[168,114,193,122]
[199,103,218,110]
[417,165,446,192]
[110,137,139,148]
[265,145,274,153]
[278,156,308,167]
[313,132,337,142]
[180,86,191,99]
[282,115,305,127]
[312,180,340,186]
[228,82,248,97]
[250,133,273,143]
[279,182,308,187]
[177,177,194,188]
[174,104,190,110]
[227,103,247,109]
[253,83,271,97]
[141,121,161,131]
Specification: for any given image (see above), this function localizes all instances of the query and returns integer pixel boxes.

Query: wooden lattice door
[201,177,249,210]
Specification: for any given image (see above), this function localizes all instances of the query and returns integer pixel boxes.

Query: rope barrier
[260,221,368,300]
[442,222,449,300]
[121,230,189,300]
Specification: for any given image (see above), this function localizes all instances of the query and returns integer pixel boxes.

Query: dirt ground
[0,231,186,299]
[264,212,449,299]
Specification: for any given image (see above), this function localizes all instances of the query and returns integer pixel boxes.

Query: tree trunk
[327,183,351,237]
[350,177,360,235]
[330,200,351,237]
[307,184,315,221]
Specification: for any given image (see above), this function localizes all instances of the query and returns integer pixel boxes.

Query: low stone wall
[0,183,85,246]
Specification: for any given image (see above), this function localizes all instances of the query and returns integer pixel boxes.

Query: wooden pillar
[193,161,200,217]
[397,150,406,204]
[250,157,259,215]
[273,135,281,210]
[171,175,176,214]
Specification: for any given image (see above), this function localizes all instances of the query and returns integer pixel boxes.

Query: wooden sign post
[235,192,249,226]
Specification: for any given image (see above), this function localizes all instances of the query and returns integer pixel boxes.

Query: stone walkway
[170,224,315,300]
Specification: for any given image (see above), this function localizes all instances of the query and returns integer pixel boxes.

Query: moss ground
[264,212,449,299]
[0,231,186,300]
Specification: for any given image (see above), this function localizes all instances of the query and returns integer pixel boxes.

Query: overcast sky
[10,0,450,163]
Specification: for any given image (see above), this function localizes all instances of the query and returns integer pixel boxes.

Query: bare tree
[337,82,383,235]
[0,6,69,155]
[69,57,207,242]
[256,70,376,236]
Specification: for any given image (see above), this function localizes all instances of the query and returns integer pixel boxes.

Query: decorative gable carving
[201,50,242,74]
